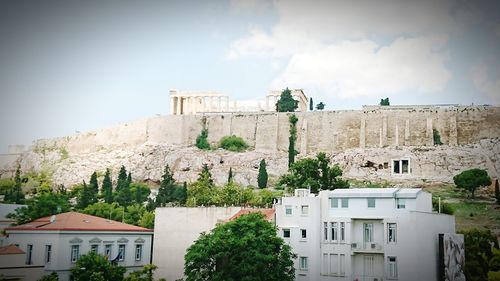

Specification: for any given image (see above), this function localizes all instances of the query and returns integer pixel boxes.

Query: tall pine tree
[102,168,113,203]
[257,159,268,189]
[13,165,25,204]
[228,167,233,184]
[309,97,313,111]
[77,180,93,209]
[89,171,99,199]
[156,165,177,207]
[116,166,128,192]
[115,166,132,207]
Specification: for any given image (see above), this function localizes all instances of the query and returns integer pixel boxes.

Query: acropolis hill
[1,100,499,188]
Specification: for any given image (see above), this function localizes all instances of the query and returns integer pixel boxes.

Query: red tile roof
[5,212,152,232]
[228,208,275,222]
[0,244,25,255]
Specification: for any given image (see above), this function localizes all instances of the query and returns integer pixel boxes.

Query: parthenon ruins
[169,89,308,115]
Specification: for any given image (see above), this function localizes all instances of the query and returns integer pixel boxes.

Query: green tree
[276,88,298,112]
[227,167,233,184]
[380,97,390,105]
[186,164,215,206]
[124,203,146,225]
[315,102,325,110]
[89,171,99,197]
[124,264,161,281]
[184,213,296,281]
[309,97,313,111]
[70,252,125,281]
[8,191,70,225]
[82,202,124,222]
[453,168,491,199]
[131,183,151,205]
[156,165,177,207]
[257,159,268,189]
[279,153,348,193]
[76,181,94,210]
[102,168,113,203]
[115,167,132,207]
[4,166,25,204]
[116,166,128,193]
[460,228,499,281]
[433,129,443,145]
[0,178,16,203]
[288,114,298,168]
[138,211,155,229]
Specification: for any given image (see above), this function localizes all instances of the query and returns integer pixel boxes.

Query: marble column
[170,97,175,115]
[176,97,182,115]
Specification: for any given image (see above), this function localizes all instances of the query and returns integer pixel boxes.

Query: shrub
[432,198,455,215]
[196,128,210,150]
[433,129,443,145]
[219,135,248,152]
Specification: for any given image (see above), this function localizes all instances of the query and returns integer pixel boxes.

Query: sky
[0,0,499,153]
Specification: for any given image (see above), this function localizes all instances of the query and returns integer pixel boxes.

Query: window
[388,223,397,243]
[26,244,33,265]
[340,222,345,242]
[299,256,308,270]
[91,244,99,253]
[330,198,338,208]
[104,244,112,258]
[324,222,328,241]
[135,244,143,261]
[285,205,292,215]
[118,245,126,261]
[322,254,328,275]
[331,222,338,242]
[339,254,345,275]
[301,205,309,215]
[388,256,398,278]
[341,198,349,208]
[396,198,406,209]
[330,254,338,274]
[283,229,290,238]
[364,223,373,243]
[301,229,307,239]
[367,198,376,208]
[45,245,52,263]
[71,245,80,263]
[393,159,410,174]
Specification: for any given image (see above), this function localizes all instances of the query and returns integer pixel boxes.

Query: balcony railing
[351,242,383,253]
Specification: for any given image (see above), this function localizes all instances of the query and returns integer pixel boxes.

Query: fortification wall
[29,106,500,156]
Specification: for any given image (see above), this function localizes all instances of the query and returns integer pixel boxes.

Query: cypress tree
[89,171,99,196]
[102,168,113,203]
[77,180,92,209]
[309,97,313,111]
[228,167,233,184]
[115,166,132,207]
[495,179,499,205]
[13,165,25,204]
[116,166,127,192]
[156,164,176,207]
[257,159,268,189]
[127,172,132,185]
[288,115,298,168]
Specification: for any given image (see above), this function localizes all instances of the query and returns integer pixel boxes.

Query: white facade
[275,188,456,281]
[5,213,153,281]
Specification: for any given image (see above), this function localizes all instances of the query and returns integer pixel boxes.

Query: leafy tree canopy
[70,252,126,281]
[185,213,296,281]
[279,152,349,193]
[315,102,325,110]
[276,88,298,112]
[380,97,390,106]
[459,228,499,281]
[453,168,491,198]
[7,191,70,225]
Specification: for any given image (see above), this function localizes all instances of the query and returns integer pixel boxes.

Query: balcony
[351,242,384,253]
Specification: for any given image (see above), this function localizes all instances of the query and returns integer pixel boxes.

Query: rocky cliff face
[3,137,498,189]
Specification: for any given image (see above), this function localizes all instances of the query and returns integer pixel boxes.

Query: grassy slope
[424,184,500,237]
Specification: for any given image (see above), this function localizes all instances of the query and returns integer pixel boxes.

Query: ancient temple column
[176,97,182,115]
[170,97,175,115]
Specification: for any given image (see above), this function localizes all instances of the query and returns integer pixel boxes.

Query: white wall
[152,207,242,281]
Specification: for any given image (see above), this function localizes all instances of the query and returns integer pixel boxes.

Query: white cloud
[471,63,500,104]
[271,36,451,99]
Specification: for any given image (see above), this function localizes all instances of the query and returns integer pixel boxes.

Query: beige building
[169,89,308,115]
[0,244,44,281]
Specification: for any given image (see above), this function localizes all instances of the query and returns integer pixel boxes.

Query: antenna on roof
[50,215,56,223]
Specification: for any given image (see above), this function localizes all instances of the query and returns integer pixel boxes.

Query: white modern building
[275,188,456,281]
[4,212,153,281]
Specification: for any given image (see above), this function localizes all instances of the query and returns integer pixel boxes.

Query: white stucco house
[275,188,457,281]
[4,212,153,281]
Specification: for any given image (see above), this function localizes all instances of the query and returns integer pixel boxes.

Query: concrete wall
[152,207,242,281]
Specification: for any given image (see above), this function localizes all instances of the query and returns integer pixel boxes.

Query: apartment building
[275,188,456,281]
[4,212,153,281]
